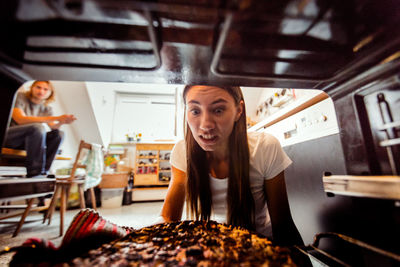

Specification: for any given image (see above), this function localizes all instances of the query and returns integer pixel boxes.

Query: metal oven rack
[378,120,400,176]
[295,232,400,266]
[322,173,400,200]
[377,92,400,175]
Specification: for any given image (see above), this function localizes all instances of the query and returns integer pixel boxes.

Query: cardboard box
[99,172,129,189]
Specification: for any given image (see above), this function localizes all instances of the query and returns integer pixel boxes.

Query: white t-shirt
[170,131,292,238]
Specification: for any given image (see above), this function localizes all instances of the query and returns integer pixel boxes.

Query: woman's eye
[214,107,225,114]
[189,109,200,115]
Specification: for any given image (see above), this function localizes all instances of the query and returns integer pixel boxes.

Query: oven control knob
[321,115,327,121]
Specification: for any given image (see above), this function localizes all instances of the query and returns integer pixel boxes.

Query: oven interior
[0,0,399,266]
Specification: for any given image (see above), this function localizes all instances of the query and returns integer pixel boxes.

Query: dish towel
[82,143,104,190]
[3,209,133,266]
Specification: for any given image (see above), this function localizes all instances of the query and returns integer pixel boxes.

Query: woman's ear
[235,100,244,121]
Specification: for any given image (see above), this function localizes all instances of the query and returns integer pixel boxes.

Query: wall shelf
[134,143,174,187]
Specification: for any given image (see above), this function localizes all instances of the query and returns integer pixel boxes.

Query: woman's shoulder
[247,131,280,149]
[171,139,186,155]
[170,139,187,172]
[247,131,291,179]
[174,139,185,148]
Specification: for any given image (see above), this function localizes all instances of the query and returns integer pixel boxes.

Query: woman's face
[31,81,52,102]
[185,86,243,153]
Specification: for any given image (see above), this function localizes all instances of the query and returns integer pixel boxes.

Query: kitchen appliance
[0,0,399,265]
[255,92,400,265]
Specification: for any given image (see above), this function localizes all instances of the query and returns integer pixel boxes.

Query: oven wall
[362,90,400,174]
[283,133,349,245]
[333,72,400,176]
[282,76,400,255]
[284,129,400,259]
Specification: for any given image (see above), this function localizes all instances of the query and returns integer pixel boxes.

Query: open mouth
[200,134,218,143]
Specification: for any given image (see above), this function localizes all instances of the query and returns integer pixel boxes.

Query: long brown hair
[25,80,55,106]
[183,85,255,230]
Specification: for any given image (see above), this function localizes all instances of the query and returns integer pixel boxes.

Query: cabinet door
[134,174,158,186]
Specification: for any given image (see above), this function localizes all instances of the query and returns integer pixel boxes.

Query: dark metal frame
[210,12,400,87]
[22,10,162,71]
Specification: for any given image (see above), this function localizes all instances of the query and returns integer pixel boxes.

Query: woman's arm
[264,171,304,246]
[160,166,187,222]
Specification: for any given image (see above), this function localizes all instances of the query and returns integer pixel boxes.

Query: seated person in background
[4,81,76,177]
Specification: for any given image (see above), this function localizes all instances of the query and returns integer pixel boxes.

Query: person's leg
[4,124,47,177]
[3,125,30,150]
[44,129,64,172]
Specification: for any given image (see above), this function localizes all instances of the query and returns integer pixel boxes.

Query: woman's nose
[199,112,214,131]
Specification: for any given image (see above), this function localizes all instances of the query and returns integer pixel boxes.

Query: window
[112,92,178,142]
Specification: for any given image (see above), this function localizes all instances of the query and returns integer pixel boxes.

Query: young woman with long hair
[160,85,303,246]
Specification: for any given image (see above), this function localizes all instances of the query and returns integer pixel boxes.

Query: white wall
[86,82,184,145]
[85,82,116,148]
[51,80,104,170]
[242,87,323,123]
[241,86,268,119]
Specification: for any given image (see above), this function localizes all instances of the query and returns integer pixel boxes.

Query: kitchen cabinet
[134,143,174,187]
